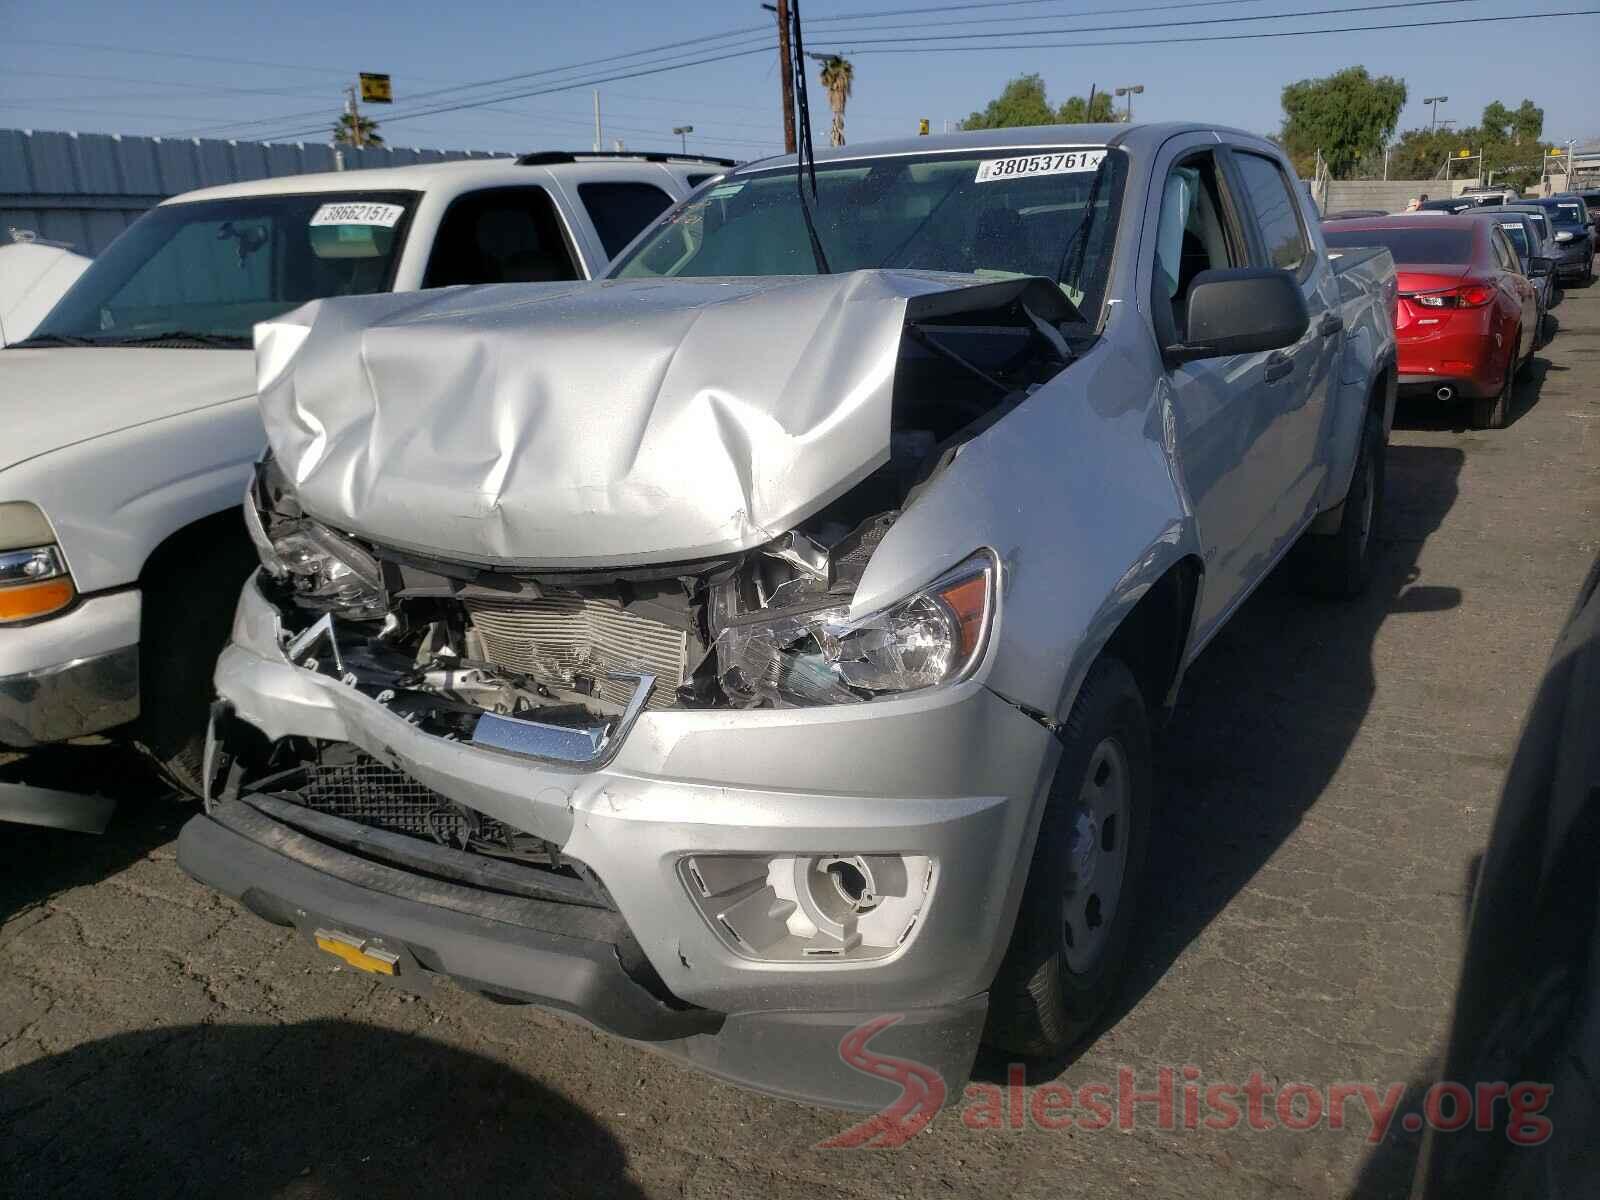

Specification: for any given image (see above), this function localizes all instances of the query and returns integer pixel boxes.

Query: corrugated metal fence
[1,129,510,256]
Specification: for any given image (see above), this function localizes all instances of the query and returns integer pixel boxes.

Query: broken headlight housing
[714,551,995,706]
[244,454,384,619]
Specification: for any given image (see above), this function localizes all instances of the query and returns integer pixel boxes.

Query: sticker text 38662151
[975,150,1107,183]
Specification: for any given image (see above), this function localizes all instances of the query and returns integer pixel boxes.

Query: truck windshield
[609,147,1128,321]
[22,191,417,348]
[1538,200,1587,229]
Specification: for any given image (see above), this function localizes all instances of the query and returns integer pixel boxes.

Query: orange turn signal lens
[0,577,76,623]
[936,572,991,662]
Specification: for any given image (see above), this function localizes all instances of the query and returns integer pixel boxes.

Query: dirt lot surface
[3,272,1597,1200]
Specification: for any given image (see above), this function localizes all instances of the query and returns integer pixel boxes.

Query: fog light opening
[826,858,875,911]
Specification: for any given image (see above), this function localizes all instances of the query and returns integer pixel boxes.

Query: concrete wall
[1320,180,1439,215]
[1,129,511,255]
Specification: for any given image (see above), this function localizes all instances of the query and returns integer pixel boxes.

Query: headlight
[245,455,384,619]
[714,551,995,706]
[0,502,76,623]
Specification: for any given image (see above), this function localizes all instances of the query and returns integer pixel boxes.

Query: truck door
[1221,146,1338,560]
[1148,142,1284,635]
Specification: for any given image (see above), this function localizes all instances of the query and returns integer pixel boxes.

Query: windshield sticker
[705,182,745,200]
[975,150,1106,183]
[309,202,405,228]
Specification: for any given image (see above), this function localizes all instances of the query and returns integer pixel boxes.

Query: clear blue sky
[3,0,1596,161]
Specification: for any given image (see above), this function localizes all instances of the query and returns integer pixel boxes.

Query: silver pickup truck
[178,124,1396,1110]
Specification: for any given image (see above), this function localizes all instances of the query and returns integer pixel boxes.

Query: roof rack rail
[515,150,738,168]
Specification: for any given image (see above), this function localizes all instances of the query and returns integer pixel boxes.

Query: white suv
[0,152,725,792]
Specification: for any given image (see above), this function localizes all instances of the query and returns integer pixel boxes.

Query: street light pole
[1424,95,1448,132]
[673,125,694,155]
[1114,84,1144,122]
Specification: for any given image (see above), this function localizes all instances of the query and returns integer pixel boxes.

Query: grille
[466,594,688,709]
[298,754,508,847]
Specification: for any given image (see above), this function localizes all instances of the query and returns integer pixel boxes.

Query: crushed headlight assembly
[244,454,384,619]
[0,502,76,623]
[714,550,995,706]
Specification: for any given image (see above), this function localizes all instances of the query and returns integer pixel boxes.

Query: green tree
[333,111,384,148]
[1279,66,1407,178]
[817,55,854,148]
[961,74,1056,130]
[1480,99,1543,146]
[1058,91,1117,123]
[1387,98,1547,190]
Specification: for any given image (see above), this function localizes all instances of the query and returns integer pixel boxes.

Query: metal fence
[1,129,510,256]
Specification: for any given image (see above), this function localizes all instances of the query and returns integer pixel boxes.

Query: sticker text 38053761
[974,150,1107,183]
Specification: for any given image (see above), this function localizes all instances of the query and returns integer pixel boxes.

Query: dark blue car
[1531,196,1595,284]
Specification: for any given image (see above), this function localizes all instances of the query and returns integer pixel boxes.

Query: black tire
[1471,344,1516,430]
[133,537,257,795]
[984,657,1153,1057]
[1292,406,1385,599]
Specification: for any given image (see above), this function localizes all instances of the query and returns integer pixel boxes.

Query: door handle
[1319,313,1343,338]
[1264,351,1295,383]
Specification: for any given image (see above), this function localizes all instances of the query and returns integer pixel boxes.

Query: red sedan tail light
[1411,284,1494,309]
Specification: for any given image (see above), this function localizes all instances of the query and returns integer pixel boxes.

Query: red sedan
[1323,215,1538,428]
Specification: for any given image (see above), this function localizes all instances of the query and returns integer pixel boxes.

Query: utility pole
[593,89,602,153]
[1424,95,1448,132]
[766,0,797,154]
[673,125,694,154]
[343,84,363,149]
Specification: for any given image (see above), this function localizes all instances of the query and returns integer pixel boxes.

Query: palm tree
[333,112,384,148]
[817,55,854,148]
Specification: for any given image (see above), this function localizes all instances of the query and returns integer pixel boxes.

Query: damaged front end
[237,271,1081,782]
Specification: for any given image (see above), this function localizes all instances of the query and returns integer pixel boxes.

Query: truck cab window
[578,182,676,258]
[1153,154,1238,342]
[423,186,581,288]
[1232,151,1309,275]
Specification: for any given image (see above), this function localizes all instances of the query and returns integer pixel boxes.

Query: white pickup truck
[0,152,726,793]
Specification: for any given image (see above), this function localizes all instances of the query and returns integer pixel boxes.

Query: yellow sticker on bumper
[314,929,400,976]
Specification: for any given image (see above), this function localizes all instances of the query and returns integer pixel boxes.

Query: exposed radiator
[465,594,688,709]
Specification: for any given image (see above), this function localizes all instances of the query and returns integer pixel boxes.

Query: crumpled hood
[259,272,1007,569]
[0,347,254,473]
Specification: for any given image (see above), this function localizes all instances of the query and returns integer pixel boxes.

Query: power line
[813,7,1600,54]
[807,0,1282,34]
[808,0,1486,49]
[243,41,778,143]
[160,30,777,139]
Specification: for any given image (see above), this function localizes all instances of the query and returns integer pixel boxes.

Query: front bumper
[177,798,989,1110]
[193,576,1060,1102]
[1554,242,1592,279]
[0,590,141,747]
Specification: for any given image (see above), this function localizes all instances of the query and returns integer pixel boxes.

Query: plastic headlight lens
[715,552,995,706]
[0,505,76,623]
[246,456,382,617]
[269,525,383,617]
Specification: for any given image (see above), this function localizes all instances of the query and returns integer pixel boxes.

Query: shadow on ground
[0,745,187,924]
[976,438,1468,1102]
[0,1019,643,1200]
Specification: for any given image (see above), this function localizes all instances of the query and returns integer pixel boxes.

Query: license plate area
[303,922,431,993]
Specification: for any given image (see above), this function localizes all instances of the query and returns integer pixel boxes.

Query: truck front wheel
[134,538,257,795]
[984,656,1153,1057]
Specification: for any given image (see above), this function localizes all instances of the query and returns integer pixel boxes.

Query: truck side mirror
[1529,255,1553,276]
[1165,268,1310,366]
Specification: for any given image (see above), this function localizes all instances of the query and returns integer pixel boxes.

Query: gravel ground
[3,272,1597,1200]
